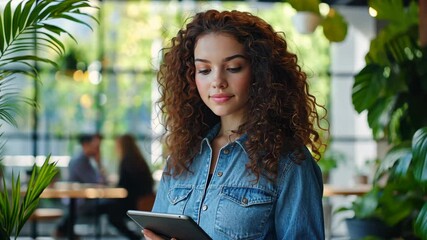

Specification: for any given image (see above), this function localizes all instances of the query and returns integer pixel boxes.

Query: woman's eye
[227,67,242,73]
[198,69,211,75]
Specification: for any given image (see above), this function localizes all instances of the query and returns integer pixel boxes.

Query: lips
[210,93,233,103]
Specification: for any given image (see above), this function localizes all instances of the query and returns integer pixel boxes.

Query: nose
[211,70,228,89]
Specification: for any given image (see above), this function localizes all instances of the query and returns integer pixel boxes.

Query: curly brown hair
[157,9,327,180]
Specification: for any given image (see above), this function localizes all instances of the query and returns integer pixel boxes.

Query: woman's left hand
[142,229,177,240]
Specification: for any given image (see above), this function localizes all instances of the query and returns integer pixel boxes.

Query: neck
[216,129,239,144]
[219,116,243,134]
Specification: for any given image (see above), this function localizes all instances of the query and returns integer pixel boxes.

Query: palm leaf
[0,156,58,238]
[0,0,97,238]
[0,0,96,69]
[0,0,96,124]
[3,1,12,47]
[16,156,58,237]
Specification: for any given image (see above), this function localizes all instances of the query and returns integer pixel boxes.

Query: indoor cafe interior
[1,0,426,239]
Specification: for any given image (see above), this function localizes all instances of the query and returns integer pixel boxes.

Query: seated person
[55,133,106,237]
[98,134,154,240]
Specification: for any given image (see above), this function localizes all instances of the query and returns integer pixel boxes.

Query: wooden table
[39,182,127,240]
[323,184,372,197]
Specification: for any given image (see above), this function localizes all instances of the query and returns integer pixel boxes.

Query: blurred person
[68,133,106,184]
[97,133,154,239]
[54,133,106,238]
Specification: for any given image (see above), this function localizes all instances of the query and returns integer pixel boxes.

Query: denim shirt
[152,125,325,239]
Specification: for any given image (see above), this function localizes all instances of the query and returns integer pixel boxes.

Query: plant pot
[292,12,322,34]
[345,218,400,239]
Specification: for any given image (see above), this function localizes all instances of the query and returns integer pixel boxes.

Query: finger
[143,229,163,240]
[142,229,152,240]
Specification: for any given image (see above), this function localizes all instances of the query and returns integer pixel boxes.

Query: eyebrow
[194,54,246,63]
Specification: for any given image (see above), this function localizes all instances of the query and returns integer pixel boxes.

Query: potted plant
[288,0,323,34]
[336,166,425,239]
[287,0,348,42]
[0,0,96,238]
[349,0,427,238]
[337,186,400,239]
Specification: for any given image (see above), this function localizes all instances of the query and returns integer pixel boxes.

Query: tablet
[126,210,212,240]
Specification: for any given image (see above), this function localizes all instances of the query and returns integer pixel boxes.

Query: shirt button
[217,172,223,177]
[242,198,248,204]
[223,149,230,154]
[202,205,208,211]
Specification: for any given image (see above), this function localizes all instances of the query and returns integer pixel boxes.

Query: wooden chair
[28,208,64,238]
[136,192,156,211]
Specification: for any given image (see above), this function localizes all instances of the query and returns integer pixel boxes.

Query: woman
[145,9,327,240]
[102,134,154,239]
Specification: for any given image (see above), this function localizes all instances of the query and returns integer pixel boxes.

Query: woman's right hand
[142,229,177,240]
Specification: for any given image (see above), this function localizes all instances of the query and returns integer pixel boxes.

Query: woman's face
[194,33,251,120]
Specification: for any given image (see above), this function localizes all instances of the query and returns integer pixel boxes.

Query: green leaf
[393,151,412,177]
[287,0,320,13]
[354,189,380,219]
[387,102,406,143]
[12,2,23,37]
[412,127,427,182]
[19,0,34,31]
[375,142,411,180]
[366,96,395,140]
[2,55,57,66]
[40,23,77,43]
[3,0,12,46]
[11,174,21,237]
[37,31,66,54]
[27,0,50,25]
[369,0,418,27]
[369,0,404,22]
[352,64,387,113]
[0,11,4,53]
[321,8,347,42]
[57,13,93,31]
[378,181,414,226]
[415,202,427,238]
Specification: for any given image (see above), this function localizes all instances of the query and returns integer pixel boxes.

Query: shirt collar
[199,123,248,154]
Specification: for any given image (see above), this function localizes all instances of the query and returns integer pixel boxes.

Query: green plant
[0,0,96,238]
[337,176,423,227]
[0,156,58,238]
[351,0,427,237]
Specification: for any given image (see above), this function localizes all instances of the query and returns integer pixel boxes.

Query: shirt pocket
[215,186,274,240]
[167,187,192,214]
